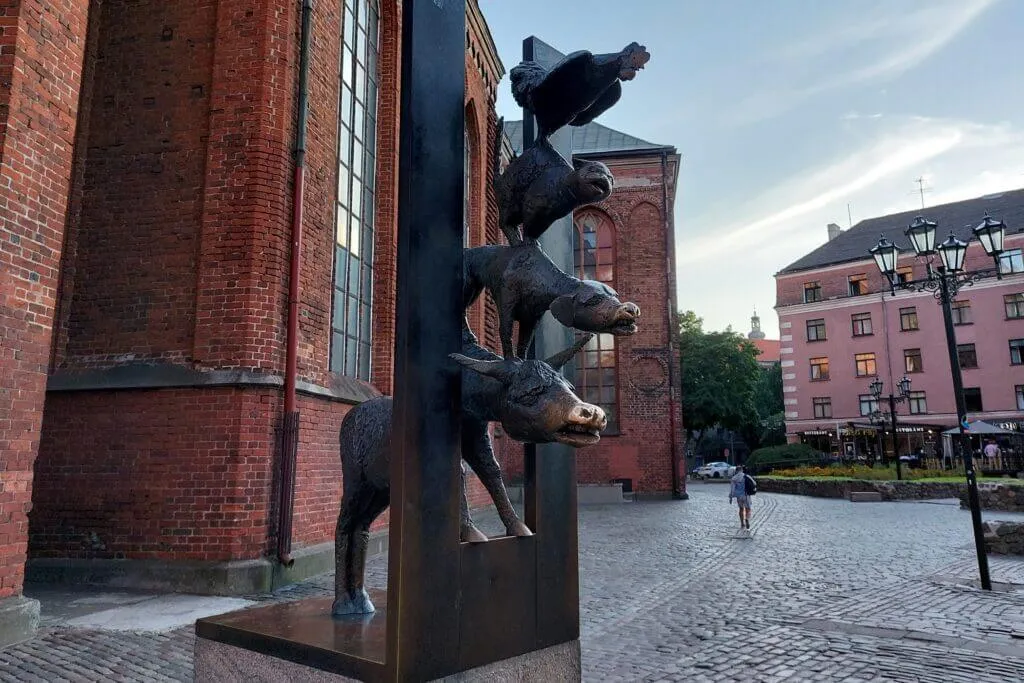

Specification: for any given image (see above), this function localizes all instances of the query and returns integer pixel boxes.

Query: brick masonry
[28,0,497,585]
[0,0,92,602]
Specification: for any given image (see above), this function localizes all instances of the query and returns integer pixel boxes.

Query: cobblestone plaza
[3,484,1024,681]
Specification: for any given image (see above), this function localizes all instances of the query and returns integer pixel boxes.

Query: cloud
[728,0,1000,126]
[676,116,1024,337]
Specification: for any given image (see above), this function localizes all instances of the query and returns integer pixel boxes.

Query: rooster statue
[510,42,651,142]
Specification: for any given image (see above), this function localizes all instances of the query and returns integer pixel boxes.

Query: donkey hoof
[461,524,489,543]
[332,588,375,616]
[508,521,533,537]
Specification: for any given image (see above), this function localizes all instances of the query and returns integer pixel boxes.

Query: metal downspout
[278,0,314,567]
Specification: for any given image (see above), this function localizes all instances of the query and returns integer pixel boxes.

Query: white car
[692,461,737,479]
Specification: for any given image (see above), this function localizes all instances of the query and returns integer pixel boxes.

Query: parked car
[692,461,737,479]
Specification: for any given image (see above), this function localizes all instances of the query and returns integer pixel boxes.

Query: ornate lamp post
[869,214,1007,591]
[869,375,912,481]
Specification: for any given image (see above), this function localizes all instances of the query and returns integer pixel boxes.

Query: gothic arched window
[573,213,618,431]
[332,0,380,380]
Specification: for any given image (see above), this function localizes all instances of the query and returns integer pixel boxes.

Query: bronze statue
[496,136,613,246]
[465,243,640,359]
[333,325,605,616]
[510,42,651,141]
[333,37,650,620]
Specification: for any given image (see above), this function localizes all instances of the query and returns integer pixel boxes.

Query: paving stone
[3,486,1024,680]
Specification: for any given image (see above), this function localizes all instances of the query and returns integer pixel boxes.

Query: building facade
[0,0,510,643]
[499,122,685,498]
[747,311,780,367]
[0,0,685,643]
[775,189,1024,457]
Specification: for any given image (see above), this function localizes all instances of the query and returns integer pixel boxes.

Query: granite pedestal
[194,590,581,682]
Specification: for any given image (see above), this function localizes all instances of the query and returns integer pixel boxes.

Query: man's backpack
[744,474,758,496]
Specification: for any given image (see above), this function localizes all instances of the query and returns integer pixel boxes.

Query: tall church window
[573,213,618,431]
[332,0,379,380]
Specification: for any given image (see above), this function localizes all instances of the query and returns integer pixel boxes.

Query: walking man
[728,465,755,531]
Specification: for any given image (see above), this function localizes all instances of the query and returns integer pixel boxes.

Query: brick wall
[0,0,91,599]
[30,0,502,571]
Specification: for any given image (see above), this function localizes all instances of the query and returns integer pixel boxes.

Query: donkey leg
[460,461,488,543]
[462,422,531,537]
[332,486,383,616]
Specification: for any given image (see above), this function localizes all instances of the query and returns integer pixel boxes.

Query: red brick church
[0,0,681,643]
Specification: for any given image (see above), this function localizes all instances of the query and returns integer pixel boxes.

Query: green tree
[678,311,760,441]
[749,362,786,448]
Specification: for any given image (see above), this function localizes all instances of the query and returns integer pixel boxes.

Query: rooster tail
[509,61,546,110]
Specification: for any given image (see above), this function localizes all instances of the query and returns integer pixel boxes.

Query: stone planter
[758,478,963,501]
[982,521,1024,556]
[959,483,1024,513]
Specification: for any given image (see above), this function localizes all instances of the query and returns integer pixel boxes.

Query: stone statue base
[194,592,581,682]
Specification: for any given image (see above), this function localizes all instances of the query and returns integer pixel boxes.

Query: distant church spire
[748,309,766,340]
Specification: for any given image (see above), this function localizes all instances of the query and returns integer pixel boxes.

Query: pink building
[775,189,1024,457]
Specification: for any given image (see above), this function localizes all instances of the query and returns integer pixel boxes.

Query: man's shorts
[735,495,751,510]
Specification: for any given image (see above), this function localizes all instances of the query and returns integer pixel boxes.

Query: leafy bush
[746,443,824,473]
[770,465,953,481]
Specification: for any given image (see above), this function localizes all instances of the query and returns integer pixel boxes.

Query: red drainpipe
[278,0,314,567]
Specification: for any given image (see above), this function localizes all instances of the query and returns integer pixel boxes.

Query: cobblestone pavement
[2,483,1024,681]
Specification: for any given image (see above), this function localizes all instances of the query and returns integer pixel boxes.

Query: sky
[478,0,1024,339]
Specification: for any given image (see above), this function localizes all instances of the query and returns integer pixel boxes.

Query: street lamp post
[869,213,1008,592]
[869,375,912,481]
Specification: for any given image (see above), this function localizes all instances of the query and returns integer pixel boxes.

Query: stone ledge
[849,491,883,502]
[983,521,1024,556]
[0,596,40,648]
[759,478,963,501]
[25,536,373,596]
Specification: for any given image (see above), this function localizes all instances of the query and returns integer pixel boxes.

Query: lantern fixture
[973,213,1006,257]
[905,216,938,256]
[869,377,883,400]
[936,232,968,273]
[898,375,912,398]
[869,235,899,277]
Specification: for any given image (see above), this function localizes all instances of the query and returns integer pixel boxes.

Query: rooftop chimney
[827,223,843,241]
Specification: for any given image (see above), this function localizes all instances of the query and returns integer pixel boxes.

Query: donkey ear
[549,295,576,327]
[544,334,593,371]
[449,353,511,383]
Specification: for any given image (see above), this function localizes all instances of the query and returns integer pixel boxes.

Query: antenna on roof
[847,203,853,229]
[912,176,932,210]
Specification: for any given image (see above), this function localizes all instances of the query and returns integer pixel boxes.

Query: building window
[806,318,826,342]
[574,214,617,430]
[810,356,829,381]
[899,306,918,331]
[904,348,923,373]
[951,300,971,325]
[1016,385,1024,410]
[896,266,913,284]
[964,387,983,412]
[848,274,868,296]
[464,127,472,243]
[331,0,380,380]
[1011,339,1024,365]
[859,394,879,416]
[851,312,872,336]
[907,391,927,415]
[957,343,977,369]
[854,352,876,377]
[999,249,1024,275]
[812,397,832,418]
[1005,294,1024,319]
[804,281,822,303]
